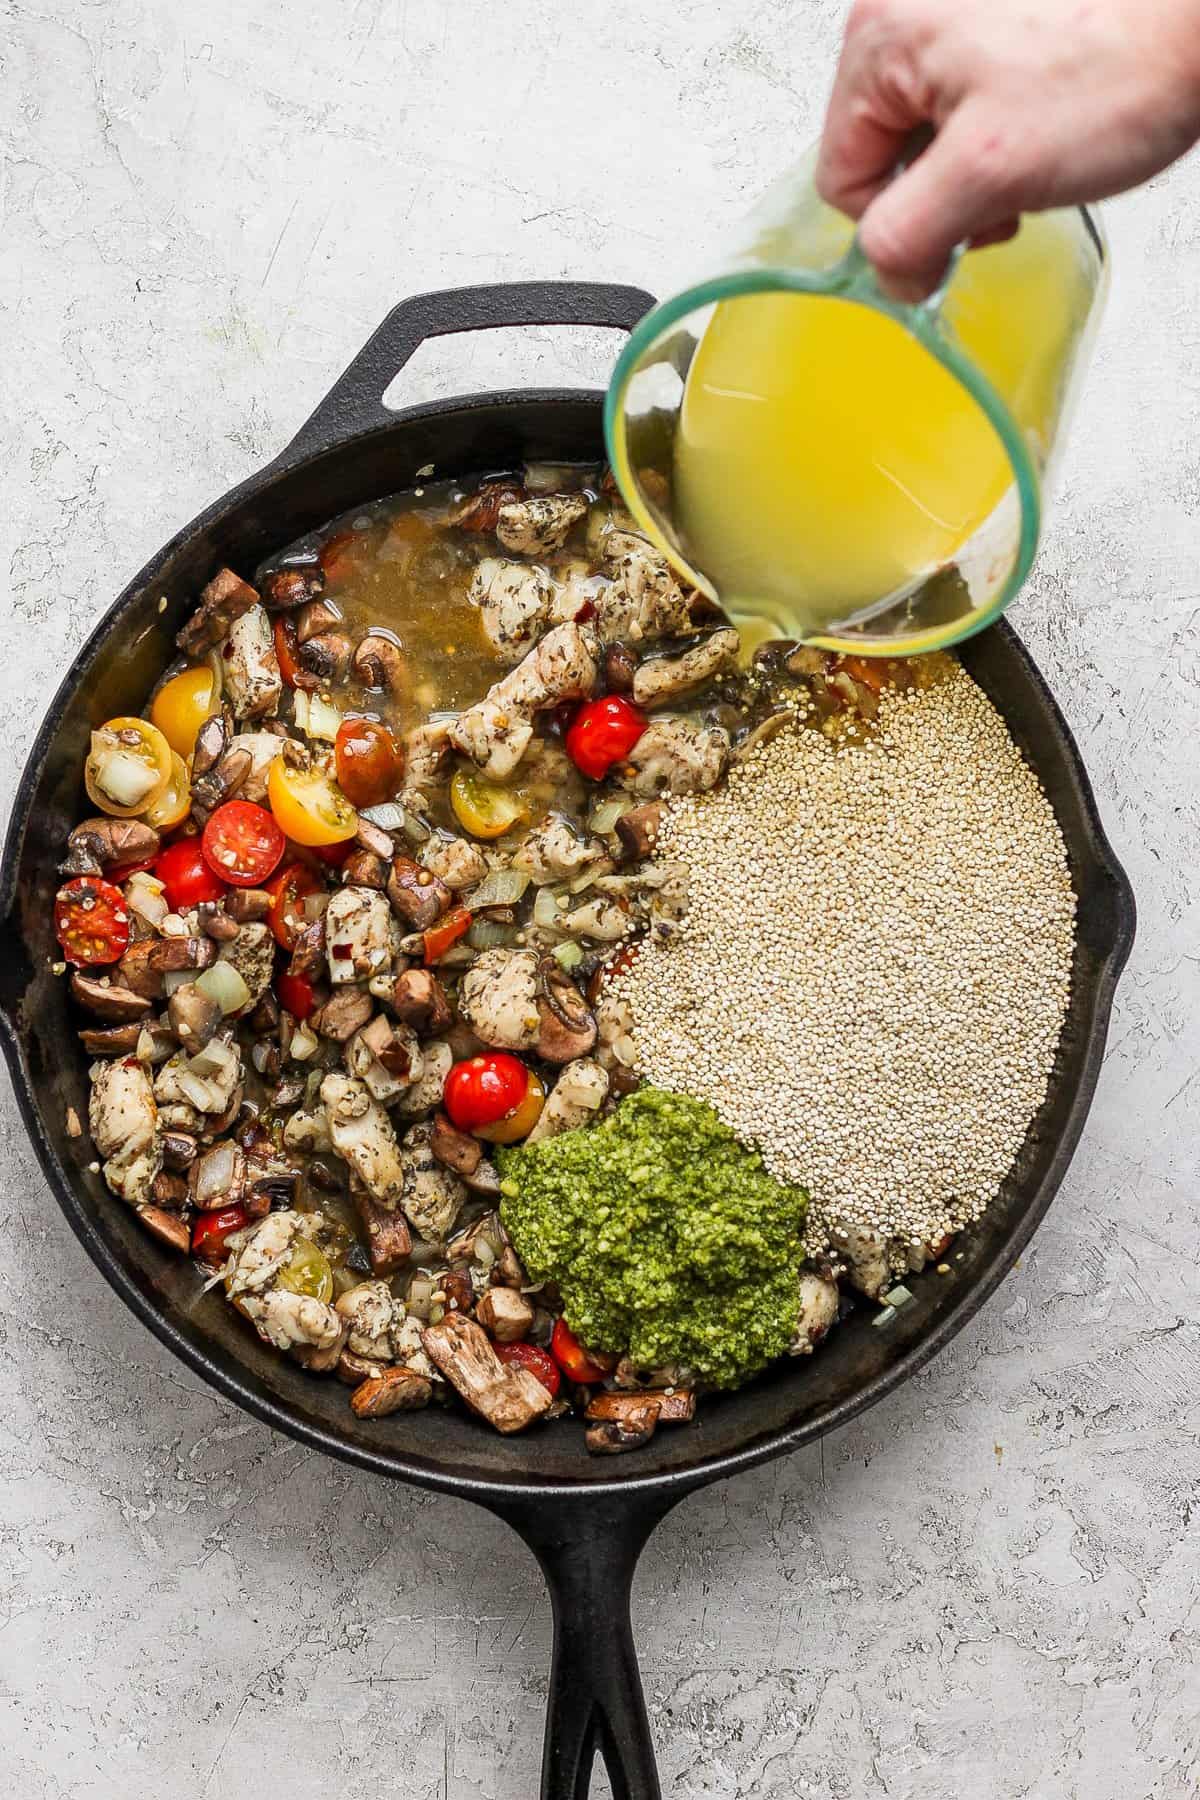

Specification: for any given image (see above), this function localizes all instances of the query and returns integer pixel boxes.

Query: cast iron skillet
[0,282,1135,1798]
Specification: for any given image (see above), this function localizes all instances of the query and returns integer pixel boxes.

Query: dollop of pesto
[497,1087,809,1389]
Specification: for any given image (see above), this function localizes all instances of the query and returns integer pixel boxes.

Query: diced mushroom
[190,746,252,821]
[78,1022,144,1055]
[297,632,352,684]
[312,986,374,1042]
[221,604,282,720]
[70,971,152,1023]
[118,935,217,1000]
[260,564,325,612]
[452,478,523,533]
[225,887,271,923]
[342,849,387,889]
[295,597,344,643]
[321,1072,407,1206]
[388,967,453,1035]
[595,534,695,644]
[527,1058,609,1143]
[350,1367,433,1417]
[449,623,598,780]
[603,642,638,695]
[88,1056,161,1205]
[513,812,609,884]
[191,712,230,780]
[62,817,161,877]
[353,634,406,693]
[496,493,588,556]
[468,558,558,664]
[475,1286,534,1344]
[631,629,740,708]
[160,1129,198,1171]
[587,1390,694,1426]
[421,833,489,892]
[421,1314,552,1433]
[394,1040,453,1119]
[167,981,223,1050]
[346,1013,421,1102]
[350,1179,413,1275]
[459,948,541,1051]
[535,958,597,1062]
[790,1273,841,1354]
[585,1401,660,1455]
[177,568,260,656]
[429,1111,482,1176]
[287,915,326,983]
[399,1120,466,1243]
[326,886,403,985]
[616,718,730,797]
[387,856,451,930]
[137,1204,191,1254]
[613,801,663,863]
[196,902,241,943]
[463,1155,502,1198]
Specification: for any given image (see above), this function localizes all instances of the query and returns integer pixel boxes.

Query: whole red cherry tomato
[191,1204,248,1265]
[311,838,355,867]
[54,876,131,967]
[275,971,316,1021]
[202,800,285,887]
[550,1318,607,1384]
[106,855,158,884]
[265,861,322,950]
[443,1052,530,1133]
[565,695,648,780]
[154,839,227,913]
[334,716,404,810]
[495,1341,561,1398]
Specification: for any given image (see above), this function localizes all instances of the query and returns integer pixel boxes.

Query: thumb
[858,104,1019,300]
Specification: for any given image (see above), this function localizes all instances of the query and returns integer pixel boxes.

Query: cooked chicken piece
[450,623,598,780]
[594,991,638,1076]
[595,861,689,940]
[177,567,260,657]
[421,1314,552,1433]
[239,1288,344,1360]
[346,1014,422,1103]
[88,1056,161,1205]
[560,896,630,943]
[221,604,282,720]
[325,886,403,986]
[394,1039,453,1118]
[468,558,558,664]
[350,1366,433,1416]
[458,948,541,1051]
[403,719,454,793]
[153,1030,242,1118]
[282,1106,333,1154]
[217,920,274,1006]
[527,1058,609,1143]
[70,971,152,1023]
[596,533,694,644]
[227,732,283,803]
[421,833,489,892]
[399,1120,466,1243]
[321,1072,408,1206]
[632,629,740,708]
[312,987,374,1042]
[834,1225,892,1301]
[616,718,730,797]
[475,1287,534,1343]
[513,812,609,884]
[496,494,588,556]
[790,1272,841,1354]
[224,1208,312,1295]
[335,1279,411,1362]
[62,816,161,877]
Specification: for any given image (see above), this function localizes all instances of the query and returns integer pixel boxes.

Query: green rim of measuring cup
[603,246,1042,655]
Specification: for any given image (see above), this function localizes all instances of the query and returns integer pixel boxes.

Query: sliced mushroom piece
[451,478,524,533]
[227,731,284,804]
[350,1178,413,1276]
[342,849,387,890]
[586,1390,695,1424]
[78,1021,144,1055]
[613,802,663,864]
[260,564,325,612]
[297,633,352,684]
[118,935,217,1000]
[429,1111,482,1176]
[321,1072,407,1206]
[88,1056,161,1205]
[196,902,241,943]
[585,1402,660,1455]
[225,886,271,923]
[191,745,253,819]
[353,634,406,693]
[475,1286,534,1344]
[345,1013,420,1102]
[176,568,260,657]
[295,597,344,643]
[387,856,451,930]
[420,1314,552,1433]
[495,494,588,556]
[462,1155,501,1198]
[62,817,161,877]
[350,1367,433,1417]
[70,971,153,1023]
[161,1129,198,1171]
[137,1204,191,1254]
[603,642,638,695]
[288,915,327,982]
[631,629,741,708]
[150,1168,190,1210]
[313,986,374,1043]
[388,967,453,1036]
[191,711,230,780]
[354,815,396,860]
[534,958,597,1063]
[167,981,223,1050]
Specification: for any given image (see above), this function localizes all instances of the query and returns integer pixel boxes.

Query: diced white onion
[289,1023,319,1061]
[125,873,169,929]
[196,961,251,1016]
[552,941,584,971]
[304,694,342,741]
[94,749,159,809]
[588,798,629,835]
[363,802,407,831]
[466,869,530,910]
[162,969,192,997]
[190,1035,237,1080]
[533,887,561,929]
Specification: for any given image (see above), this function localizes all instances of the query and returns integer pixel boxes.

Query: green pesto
[497,1086,809,1389]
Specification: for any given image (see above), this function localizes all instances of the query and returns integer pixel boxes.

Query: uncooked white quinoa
[615,662,1076,1254]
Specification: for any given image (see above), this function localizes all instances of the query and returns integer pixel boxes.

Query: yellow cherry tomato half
[150,666,219,757]
[267,757,358,847]
[450,767,529,840]
[84,717,173,818]
[143,752,192,832]
[477,1069,546,1144]
[276,1238,334,1303]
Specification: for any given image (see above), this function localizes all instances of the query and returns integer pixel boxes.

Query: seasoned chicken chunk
[527,1058,609,1143]
[596,533,695,643]
[222,604,282,719]
[514,812,610,884]
[325,886,403,986]
[468,558,557,664]
[217,920,274,1005]
[227,732,283,803]
[496,494,588,556]
[321,1072,407,1207]
[790,1272,841,1354]
[834,1224,892,1301]
[154,1031,243,1118]
[458,948,541,1051]
[616,718,730,797]
[399,1120,466,1243]
[450,623,598,780]
[345,1014,422,1104]
[88,1057,161,1205]
[335,1280,412,1362]
[394,1040,453,1118]
[421,832,489,891]
[632,629,741,708]
[224,1208,312,1296]
[240,1288,344,1358]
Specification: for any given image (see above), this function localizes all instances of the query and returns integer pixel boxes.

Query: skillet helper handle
[497,1491,678,1800]
[281,281,657,463]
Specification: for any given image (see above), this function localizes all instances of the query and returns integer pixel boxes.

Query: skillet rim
[0,388,1136,1504]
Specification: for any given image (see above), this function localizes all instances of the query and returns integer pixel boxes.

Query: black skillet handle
[494,1489,682,1800]
[280,281,657,464]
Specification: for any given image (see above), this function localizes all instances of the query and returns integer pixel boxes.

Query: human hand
[817,0,1200,299]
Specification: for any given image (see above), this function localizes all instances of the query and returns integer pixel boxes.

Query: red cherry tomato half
[565,695,648,780]
[422,904,472,965]
[311,838,355,868]
[265,861,323,951]
[443,1052,530,1133]
[275,971,316,1021]
[191,1204,249,1266]
[202,800,285,888]
[273,615,303,689]
[550,1318,607,1384]
[154,839,227,913]
[495,1341,561,1399]
[334,716,404,810]
[54,876,131,967]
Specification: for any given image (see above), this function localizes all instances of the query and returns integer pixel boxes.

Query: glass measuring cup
[604,153,1108,656]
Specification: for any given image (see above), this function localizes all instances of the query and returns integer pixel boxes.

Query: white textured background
[2,3,1198,1795]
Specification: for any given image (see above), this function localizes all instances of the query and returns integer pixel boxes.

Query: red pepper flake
[332,943,352,959]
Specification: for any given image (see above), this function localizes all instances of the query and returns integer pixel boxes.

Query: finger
[969,217,1020,250]
[857,104,1022,297]
[816,13,928,218]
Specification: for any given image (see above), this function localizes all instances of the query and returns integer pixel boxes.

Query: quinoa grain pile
[616,662,1076,1253]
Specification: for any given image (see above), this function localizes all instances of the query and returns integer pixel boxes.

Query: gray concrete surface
[2,2,1198,1795]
